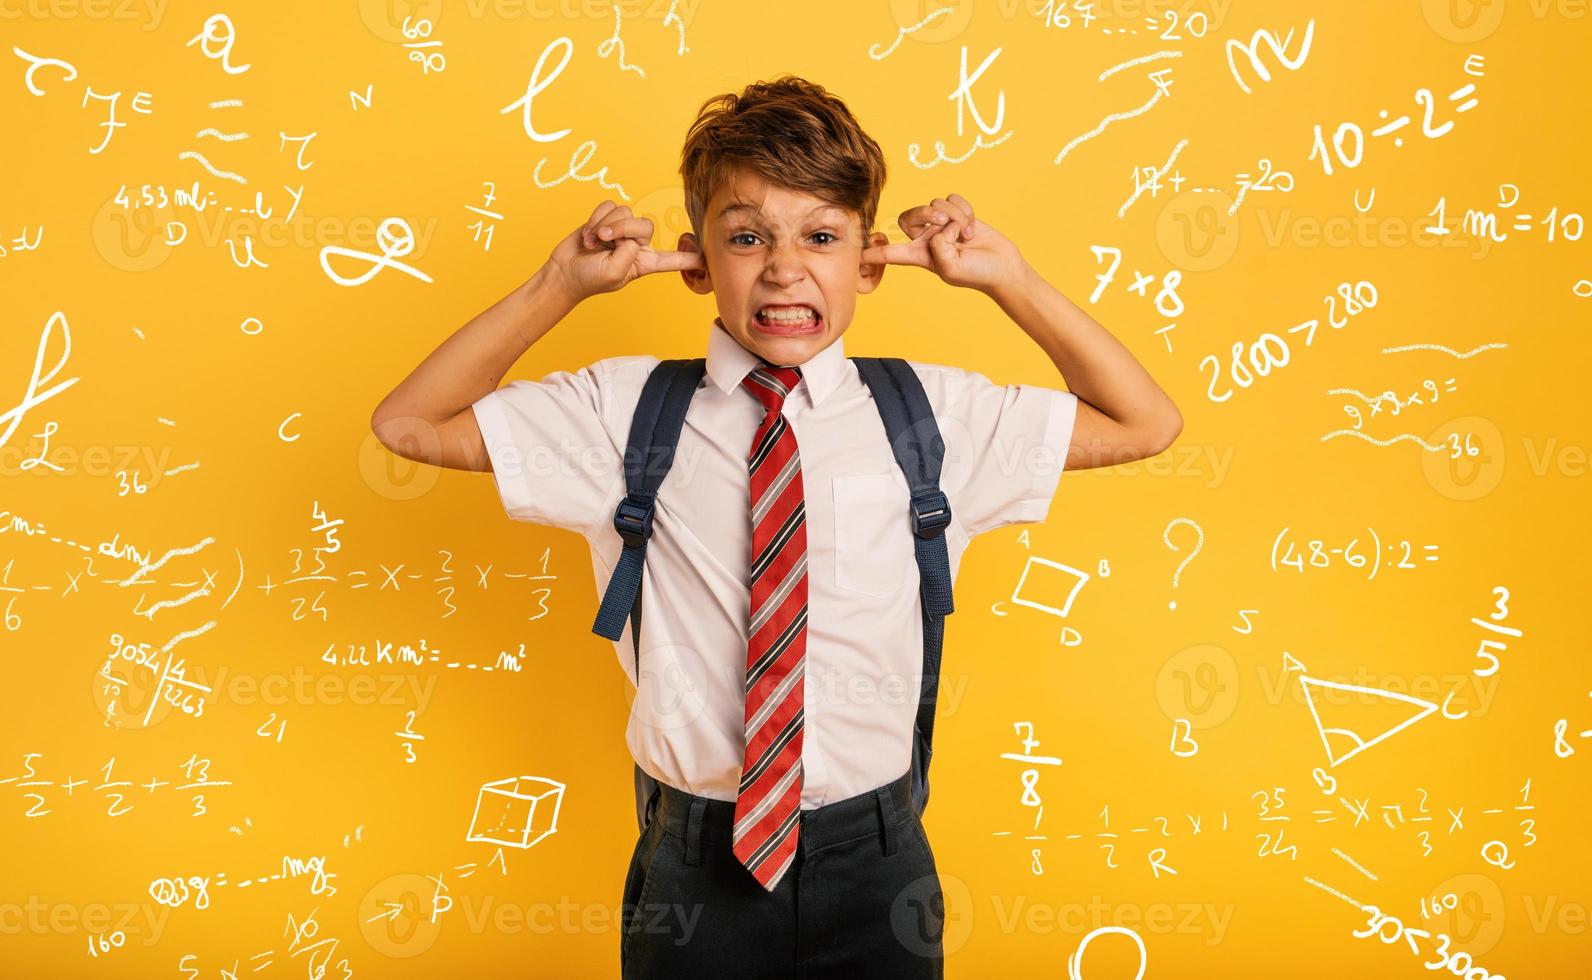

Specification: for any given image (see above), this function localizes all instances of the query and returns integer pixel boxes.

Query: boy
[373,76,1181,978]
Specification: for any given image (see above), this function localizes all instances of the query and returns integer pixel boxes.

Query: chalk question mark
[1162,518,1204,611]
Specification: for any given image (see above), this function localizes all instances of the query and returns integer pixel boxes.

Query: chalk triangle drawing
[1299,676,1438,768]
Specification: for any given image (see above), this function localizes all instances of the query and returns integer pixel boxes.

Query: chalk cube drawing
[467,775,566,849]
[1011,555,1090,618]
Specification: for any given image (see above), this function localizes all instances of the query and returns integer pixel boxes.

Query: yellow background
[3,0,1590,976]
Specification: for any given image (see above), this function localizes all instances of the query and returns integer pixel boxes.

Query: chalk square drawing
[466,775,566,849]
[1010,556,1090,619]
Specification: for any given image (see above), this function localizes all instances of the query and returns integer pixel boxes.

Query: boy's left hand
[861,193,1025,293]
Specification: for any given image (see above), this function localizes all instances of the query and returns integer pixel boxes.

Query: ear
[857,230,889,294]
[677,232,713,294]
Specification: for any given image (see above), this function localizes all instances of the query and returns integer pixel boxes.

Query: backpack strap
[591,357,706,655]
[851,356,955,816]
[590,357,706,833]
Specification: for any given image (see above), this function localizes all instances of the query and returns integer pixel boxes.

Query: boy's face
[678,168,888,368]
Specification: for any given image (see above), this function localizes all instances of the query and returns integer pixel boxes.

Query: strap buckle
[613,492,656,548]
[909,489,952,539]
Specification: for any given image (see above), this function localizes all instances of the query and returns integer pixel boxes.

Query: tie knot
[742,362,802,414]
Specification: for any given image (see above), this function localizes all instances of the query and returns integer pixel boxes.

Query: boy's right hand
[547,200,704,301]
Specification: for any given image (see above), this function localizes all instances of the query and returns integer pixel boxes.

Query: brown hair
[678,75,887,244]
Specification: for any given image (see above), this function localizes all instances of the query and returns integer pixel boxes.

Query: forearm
[373,263,579,428]
[984,260,1181,440]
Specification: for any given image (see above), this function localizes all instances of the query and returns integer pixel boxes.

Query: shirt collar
[705,316,848,408]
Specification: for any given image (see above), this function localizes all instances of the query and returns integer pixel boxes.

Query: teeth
[760,306,816,321]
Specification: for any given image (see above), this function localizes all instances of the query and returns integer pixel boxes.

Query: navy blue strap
[591,358,706,661]
[591,358,704,834]
[851,356,955,816]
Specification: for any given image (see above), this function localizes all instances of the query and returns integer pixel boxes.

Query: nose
[761,239,807,287]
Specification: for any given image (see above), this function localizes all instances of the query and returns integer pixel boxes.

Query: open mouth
[754,304,823,335]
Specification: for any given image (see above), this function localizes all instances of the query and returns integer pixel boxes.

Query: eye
[809,231,839,245]
[729,232,760,247]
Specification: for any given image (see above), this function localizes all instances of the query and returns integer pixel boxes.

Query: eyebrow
[717,203,848,221]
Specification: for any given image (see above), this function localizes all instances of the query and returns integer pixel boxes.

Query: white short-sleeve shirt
[472,317,1078,808]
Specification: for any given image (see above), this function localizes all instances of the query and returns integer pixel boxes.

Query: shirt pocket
[831,472,914,599]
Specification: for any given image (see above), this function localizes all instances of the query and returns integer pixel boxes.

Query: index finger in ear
[646,249,706,273]
[861,239,931,268]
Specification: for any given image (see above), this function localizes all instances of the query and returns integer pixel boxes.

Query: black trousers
[619,766,945,978]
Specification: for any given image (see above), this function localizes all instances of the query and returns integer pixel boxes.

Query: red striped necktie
[733,361,808,892]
